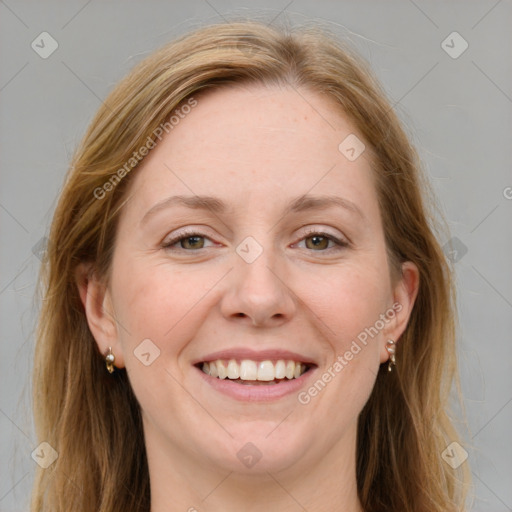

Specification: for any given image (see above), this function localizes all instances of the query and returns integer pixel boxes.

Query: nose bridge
[221,235,296,326]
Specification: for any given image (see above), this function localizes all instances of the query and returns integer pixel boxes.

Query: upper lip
[192,348,318,366]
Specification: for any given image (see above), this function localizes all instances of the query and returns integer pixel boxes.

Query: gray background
[1,1,511,510]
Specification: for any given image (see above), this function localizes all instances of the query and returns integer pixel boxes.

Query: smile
[192,349,318,401]
[199,359,311,384]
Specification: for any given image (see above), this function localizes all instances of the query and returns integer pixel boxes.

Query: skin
[78,84,419,512]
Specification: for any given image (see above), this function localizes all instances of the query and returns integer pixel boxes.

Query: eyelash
[161,228,349,253]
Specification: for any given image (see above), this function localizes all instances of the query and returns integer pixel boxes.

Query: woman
[31,20,470,511]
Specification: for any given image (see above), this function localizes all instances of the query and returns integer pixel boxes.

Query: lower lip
[194,366,317,402]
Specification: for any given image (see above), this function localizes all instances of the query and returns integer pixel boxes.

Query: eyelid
[301,226,348,242]
[294,227,350,251]
[162,225,350,253]
[161,226,219,249]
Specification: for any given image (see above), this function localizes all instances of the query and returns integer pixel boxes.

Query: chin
[200,421,314,475]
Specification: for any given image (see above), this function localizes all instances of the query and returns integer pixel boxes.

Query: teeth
[217,360,227,379]
[285,360,295,379]
[275,360,286,379]
[257,360,275,381]
[227,359,239,379]
[240,360,257,380]
[200,359,308,382]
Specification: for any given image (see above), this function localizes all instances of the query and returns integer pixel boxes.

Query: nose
[220,249,297,328]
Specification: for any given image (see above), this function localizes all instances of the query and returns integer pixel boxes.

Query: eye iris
[172,234,335,251]
[306,235,329,250]
[182,236,204,249]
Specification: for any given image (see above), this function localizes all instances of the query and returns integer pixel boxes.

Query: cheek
[297,262,389,346]
[111,258,218,355]
[295,261,387,410]
[110,260,206,411]
[296,265,386,425]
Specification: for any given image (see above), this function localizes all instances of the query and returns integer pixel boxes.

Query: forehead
[121,83,379,222]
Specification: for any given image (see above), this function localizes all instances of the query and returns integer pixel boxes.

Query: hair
[31,19,470,512]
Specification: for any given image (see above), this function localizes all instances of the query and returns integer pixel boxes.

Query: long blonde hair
[31,20,470,511]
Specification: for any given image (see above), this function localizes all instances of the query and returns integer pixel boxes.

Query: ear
[379,261,420,364]
[75,262,125,368]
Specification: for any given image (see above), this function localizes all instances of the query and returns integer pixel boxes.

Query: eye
[296,229,349,252]
[161,228,349,253]
[161,230,215,251]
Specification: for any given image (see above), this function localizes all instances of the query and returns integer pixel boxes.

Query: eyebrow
[140,193,366,226]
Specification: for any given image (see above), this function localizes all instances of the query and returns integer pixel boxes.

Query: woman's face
[84,84,418,479]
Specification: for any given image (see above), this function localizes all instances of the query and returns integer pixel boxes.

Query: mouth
[196,359,315,386]
[192,349,318,401]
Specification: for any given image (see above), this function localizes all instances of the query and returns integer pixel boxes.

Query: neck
[146,421,363,512]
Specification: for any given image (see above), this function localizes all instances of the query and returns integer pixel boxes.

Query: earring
[105,346,115,373]
[386,339,396,372]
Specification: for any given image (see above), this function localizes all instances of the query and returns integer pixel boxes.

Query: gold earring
[105,346,115,373]
[386,339,396,372]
